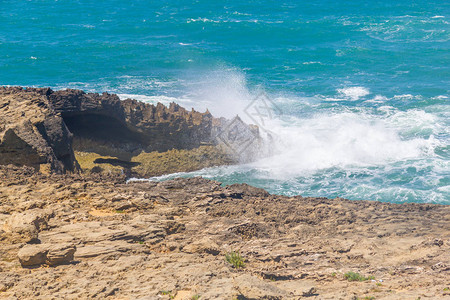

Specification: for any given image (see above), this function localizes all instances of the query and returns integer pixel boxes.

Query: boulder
[2,209,53,243]
[46,244,76,266]
[233,274,285,299]
[17,244,48,266]
[18,243,76,267]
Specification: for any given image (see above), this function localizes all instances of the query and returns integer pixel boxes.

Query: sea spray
[2,0,448,204]
[132,70,447,204]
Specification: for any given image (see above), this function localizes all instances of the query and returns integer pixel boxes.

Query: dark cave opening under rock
[63,113,143,145]
[62,113,146,159]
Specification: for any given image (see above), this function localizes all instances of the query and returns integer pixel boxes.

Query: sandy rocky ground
[0,165,449,300]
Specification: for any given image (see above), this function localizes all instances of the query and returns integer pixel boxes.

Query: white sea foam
[249,112,435,179]
[336,86,370,100]
[126,72,426,179]
[345,185,446,204]
[117,94,179,103]
[387,109,441,138]
[166,72,437,178]
[232,11,252,16]
[364,95,388,103]
[187,17,274,24]
[393,94,415,99]
[302,61,322,65]
[437,185,450,193]
[360,16,450,42]
[120,70,447,204]
[373,95,388,101]
[187,18,220,23]
[117,94,197,111]
[115,76,177,89]
[377,106,396,115]
[67,24,95,29]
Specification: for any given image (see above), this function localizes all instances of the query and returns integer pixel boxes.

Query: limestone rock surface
[0,165,448,299]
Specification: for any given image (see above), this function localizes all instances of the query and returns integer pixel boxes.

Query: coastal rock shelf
[0,165,448,299]
[0,87,260,176]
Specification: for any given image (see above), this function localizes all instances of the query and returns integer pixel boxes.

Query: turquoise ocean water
[1,1,449,204]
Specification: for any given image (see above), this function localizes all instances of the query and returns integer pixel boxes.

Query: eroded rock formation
[47,88,215,154]
[0,87,78,173]
[0,87,260,175]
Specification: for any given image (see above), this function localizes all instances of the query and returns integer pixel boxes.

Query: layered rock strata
[0,87,260,176]
[0,87,78,173]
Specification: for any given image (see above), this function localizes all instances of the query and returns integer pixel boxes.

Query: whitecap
[302,61,322,65]
[365,95,388,103]
[377,106,397,116]
[374,95,388,101]
[437,185,450,193]
[387,109,442,138]
[187,18,220,23]
[337,86,370,100]
[232,11,251,16]
[393,94,415,100]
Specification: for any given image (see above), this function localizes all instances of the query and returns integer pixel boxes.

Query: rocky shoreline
[0,87,449,299]
[0,87,260,177]
[0,165,449,299]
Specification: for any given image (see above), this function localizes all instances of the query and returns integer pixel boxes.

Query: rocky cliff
[47,88,215,154]
[0,87,260,176]
[0,87,78,173]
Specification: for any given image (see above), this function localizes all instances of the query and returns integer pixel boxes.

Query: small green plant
[363,297,375,300]
[444,287,449,291]
[115,210,125,214]
[344,271,375,282]
[376,282,382,286]
[191,295,201,300]
[159,290,171,295]
[225,251,245,269]
[331,272,337,277]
